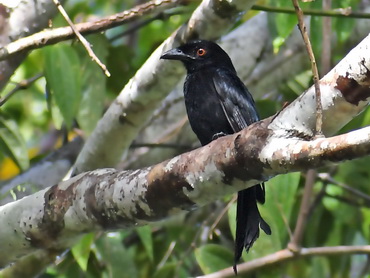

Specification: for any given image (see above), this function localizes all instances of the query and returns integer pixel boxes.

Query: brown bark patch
[335,72,370,106]
[84,171,135,229]
[221,121,271,183]
[145,163,195,219]
[27,180,80,248]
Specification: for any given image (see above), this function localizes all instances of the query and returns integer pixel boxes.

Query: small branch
[52,0,110,77]
[288,169,316,252]
[198,246,370,278]
[252,5,370,19]
[109,14,163,43]
[0,73,43,106]
[0,0,183,62]
[157,241,176,269]
[292,0,323,136]
[208,196,236,239]
[318,173,370,205]
[324,193,364,208]
[307,182,327,219]
[109,10,182,43]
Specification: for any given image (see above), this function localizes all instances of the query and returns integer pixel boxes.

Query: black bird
[160,40,271,273]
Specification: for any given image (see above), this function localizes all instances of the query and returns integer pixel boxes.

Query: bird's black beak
[160,48,193,61]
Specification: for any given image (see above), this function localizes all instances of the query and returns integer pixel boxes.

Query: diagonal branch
[197,246,370,278]
[292,0,323,136]
[52,0,111,77]
[0,0,182,62]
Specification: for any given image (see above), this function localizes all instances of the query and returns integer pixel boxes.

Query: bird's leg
[212,132,227,141]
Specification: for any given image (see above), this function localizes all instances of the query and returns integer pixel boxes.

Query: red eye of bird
[197,48,207,56]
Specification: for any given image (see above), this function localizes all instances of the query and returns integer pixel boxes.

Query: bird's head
[160,40,235,73]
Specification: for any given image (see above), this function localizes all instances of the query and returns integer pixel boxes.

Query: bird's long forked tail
[233,186,271,275]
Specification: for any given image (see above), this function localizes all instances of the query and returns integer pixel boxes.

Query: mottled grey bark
[0,0,64,89]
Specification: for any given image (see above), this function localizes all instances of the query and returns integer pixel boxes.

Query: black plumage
[160,40,271,273]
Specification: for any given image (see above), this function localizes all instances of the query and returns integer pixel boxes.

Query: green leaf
[96,233,138,278]
[195,244,233,274]
[71,233,95,272]
[267,1,297,53]
[136,225,154,262]
[44,44,82,129]
[153,263,177,278]
[261,173,301,244]
[310,257,330,278]
[0,115,29,171]
[362,208,370,239]
[106,45,136,93]
[75,34,108,134]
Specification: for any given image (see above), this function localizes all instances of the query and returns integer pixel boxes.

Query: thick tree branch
[2,121,370,266]
[270,34,370,137]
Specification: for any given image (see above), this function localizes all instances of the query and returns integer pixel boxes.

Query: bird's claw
[212,132,227,140]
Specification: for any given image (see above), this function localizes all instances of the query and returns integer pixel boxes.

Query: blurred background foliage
[1,0,370,277]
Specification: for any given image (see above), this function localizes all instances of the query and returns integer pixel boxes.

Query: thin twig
[52,0,111,77]
[324,193,364,208]
[292,0,323,136]
[0,73,43,106]
[288,169,316,252]
[318,173,370,205]
[109,10,183,43]
[208,196,236,239]
[0,0,183,62]
[252,5,370,18]
[199,246,370,278]
[176,208,218,277]
[157,241,176,269]
[109,14,162,43]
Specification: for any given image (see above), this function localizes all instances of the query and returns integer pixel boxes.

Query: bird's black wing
[212,68,259,131]
[212,69,271,273]
[212,68,267,204]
